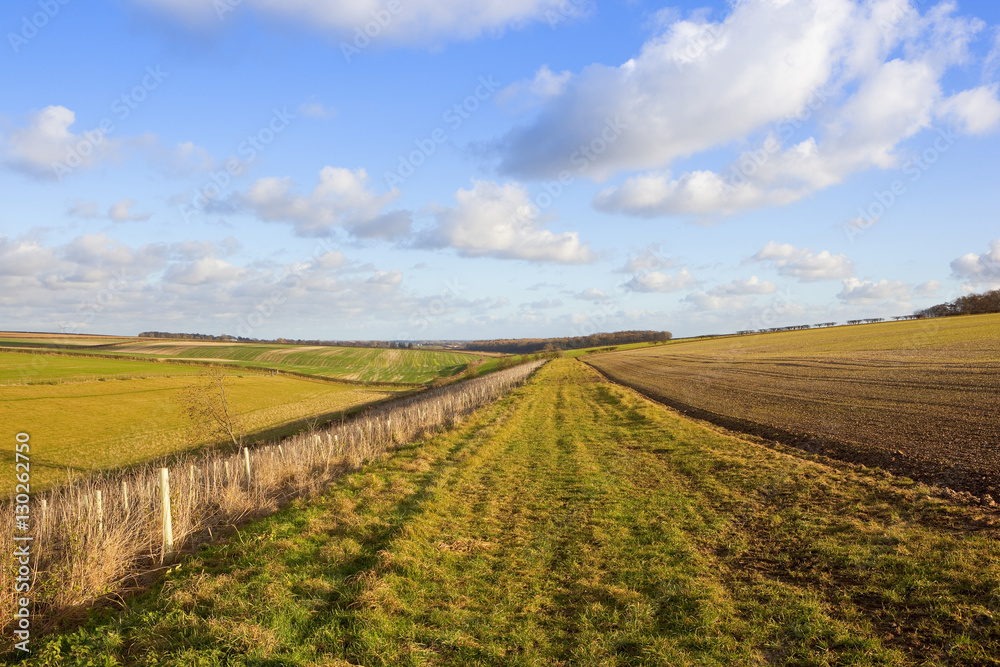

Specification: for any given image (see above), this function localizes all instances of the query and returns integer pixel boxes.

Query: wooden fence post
[159,468,174,564]
[122,480,129,517]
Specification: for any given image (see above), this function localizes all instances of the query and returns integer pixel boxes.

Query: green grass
[0,350,214,384]
[0,369,405,494]
[0,332,481,384]
[17,359,1000,665]
[71,341,477,384]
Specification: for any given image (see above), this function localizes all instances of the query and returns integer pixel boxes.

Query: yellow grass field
[0,373,405,494]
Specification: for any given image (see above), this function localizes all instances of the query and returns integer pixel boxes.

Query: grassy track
[21,359,1000,666]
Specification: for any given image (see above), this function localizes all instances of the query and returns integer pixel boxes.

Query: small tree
[178,371,245,448]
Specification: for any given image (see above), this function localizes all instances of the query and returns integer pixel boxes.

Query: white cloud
[837,277,912,303]
[67,199,100,219]
[366,269,403,288]
[2,106,123,179]
[524,298,563,310]
[621,246,674,273]
[751,242,853,282]
[132,0,577,44]
[624,268,694,293]
[575,288,609,303]
[497,65,573,111]
[108,199,152,223]
[299,100,338,120]
[950,238,1000,288]
[242,166,409,239]
[938,85,1000,135]
[165,257,246,286]
[711,276,776,296]
[915,279,942,296]
[495,0,999,218]
[986,26,1000,81]
[424,180,594,264]
[683,276,775,311]
[0,237,59,277]
[684,291,749,311]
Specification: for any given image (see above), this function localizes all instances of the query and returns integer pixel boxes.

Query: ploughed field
[585,313,1000,497]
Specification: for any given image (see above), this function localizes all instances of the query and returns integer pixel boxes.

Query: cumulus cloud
[1,105,215,181]
[621,246,674,273]
[2,106,123,179]
[684,275,776,311]
[0,237,59,277]
[165,257,246,286]
[132,0,578,44]
[575,288,610,303]
[624,268,694,293]
[950,237,1000,288]
[0,231,436,337]
[493,0,999,218]
[837,277,912,303]
[241,166,410,239]
[750,242,853,282]
[915,279,942,296]
[497,65,573,111]
[67,199,100,219]
[109,199,152,223]
[423,180,594,264]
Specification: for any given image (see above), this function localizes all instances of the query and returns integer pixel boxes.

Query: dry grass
[0,360,545,643]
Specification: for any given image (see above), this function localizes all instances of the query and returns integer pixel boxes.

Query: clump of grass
[0,361,546,644]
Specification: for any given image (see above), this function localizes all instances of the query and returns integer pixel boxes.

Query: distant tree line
[914,288,1000,319]
[460,330,672,354]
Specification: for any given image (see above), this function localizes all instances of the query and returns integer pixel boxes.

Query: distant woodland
[916,288,1000,319]
[459,330,672,354]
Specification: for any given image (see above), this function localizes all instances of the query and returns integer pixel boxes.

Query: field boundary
[578,357,992,501]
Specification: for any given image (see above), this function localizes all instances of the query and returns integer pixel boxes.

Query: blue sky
[2,0,999,340]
